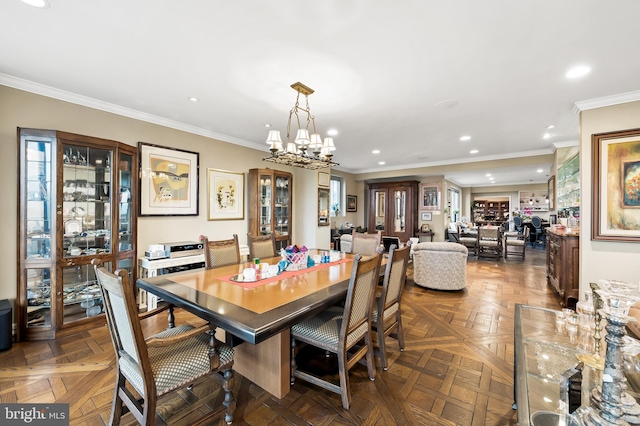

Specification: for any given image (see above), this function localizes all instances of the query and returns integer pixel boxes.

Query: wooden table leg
[233,329,290,399]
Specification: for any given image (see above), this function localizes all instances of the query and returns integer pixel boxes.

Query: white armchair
[412,242,468,290]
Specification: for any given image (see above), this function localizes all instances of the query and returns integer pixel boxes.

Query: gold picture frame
[592,128,640,241]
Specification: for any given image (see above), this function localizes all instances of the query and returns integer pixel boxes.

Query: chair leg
[377,321,388,370]
[109,374,126,426]
[396,315,405,351]
[337,350,351,410]
[222,368,235,424]
[290,337,297,385]
[364,332,376,381]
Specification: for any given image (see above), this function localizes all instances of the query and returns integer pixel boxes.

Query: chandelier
[263,82,339,170]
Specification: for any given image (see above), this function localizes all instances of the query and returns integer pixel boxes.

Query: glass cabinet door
[118,152,134,253]
[61,144,112,258]
[61,262,108,324]
[393,190,406,232]
[274,174,290,239]
[25,139,53,260]
[25,267,52,328]
[373,190,386,232]
[259,173,272,236]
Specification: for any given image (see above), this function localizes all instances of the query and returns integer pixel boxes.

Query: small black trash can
[0,299,12,351]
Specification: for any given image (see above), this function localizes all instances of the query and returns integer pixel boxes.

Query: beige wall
[579,100,640,297]
[0,85,339,307]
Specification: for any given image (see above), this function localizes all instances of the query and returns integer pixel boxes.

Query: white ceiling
[2,0,640,187]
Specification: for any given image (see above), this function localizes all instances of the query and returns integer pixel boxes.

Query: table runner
[218,257,352,289]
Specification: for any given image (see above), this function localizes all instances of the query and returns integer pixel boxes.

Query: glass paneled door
[61,143,112,324]
[23,136,54,330]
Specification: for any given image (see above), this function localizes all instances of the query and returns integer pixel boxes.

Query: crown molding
[0,73,262,150]
[552,140,580,150]
[573,90,640,113]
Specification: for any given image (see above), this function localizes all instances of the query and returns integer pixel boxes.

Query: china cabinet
[556,151,580,216]
[546,227,579,308]
[17,128,137,341]
[248,168,292,251]
[367,181,418,242]
[473,199,509,222]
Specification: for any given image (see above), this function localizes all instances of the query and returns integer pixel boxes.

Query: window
[449,188,461,221]
[330,175,343,216]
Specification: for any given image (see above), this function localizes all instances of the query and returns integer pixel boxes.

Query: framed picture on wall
[346,195,357,212]
[421,212,432,221]
[592,128,640,241]
[207,168,244,220]
[419,183,441,210]
[138,142,199,216]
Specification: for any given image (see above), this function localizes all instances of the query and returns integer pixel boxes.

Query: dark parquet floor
[0,246,563,425]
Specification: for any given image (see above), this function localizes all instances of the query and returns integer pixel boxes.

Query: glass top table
[515,304,601,425]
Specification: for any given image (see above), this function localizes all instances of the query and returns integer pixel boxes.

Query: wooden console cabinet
[546,227,579,307]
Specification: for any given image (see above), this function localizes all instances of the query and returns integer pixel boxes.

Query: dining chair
[513,216,524,233]
[372,244,410,370]
[477,227,503,258]
[247,232,277,260]
[504,226,529,259]
[531,216,545,248]
[351,230,382,255]
[458,224,478,256]
[201,234,241,269]
[92,259,236,425]
[290,253,382,409]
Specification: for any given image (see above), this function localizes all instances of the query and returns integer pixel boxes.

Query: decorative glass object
[571,280,640,426]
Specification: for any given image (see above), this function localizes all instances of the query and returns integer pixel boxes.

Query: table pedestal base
[233,330,291,399]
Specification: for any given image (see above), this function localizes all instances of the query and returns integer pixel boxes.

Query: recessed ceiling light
[372,149,380,154]
[460,135,471,141]
[547,125,555,129]
[264,124,271,127]
[486,173,491,177]
[188,97,199,102]
[21,0,49,8]
[537,169,544,173]
[566,65,591,79]
[470,150,479,154]
[543,133,551,139]
[489,176,495,180]
[327,129,338,136]
[378,161,386,165]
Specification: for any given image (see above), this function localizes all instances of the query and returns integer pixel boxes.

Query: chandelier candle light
[263,82,339,170]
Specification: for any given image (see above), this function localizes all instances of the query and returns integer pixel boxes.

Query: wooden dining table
[136,249,361,398]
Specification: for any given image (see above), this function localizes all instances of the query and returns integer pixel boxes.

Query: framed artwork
[419,183,441,210]
[547,175,556,211]
[347,195,357,212]
[421,212,432,221]
[592,128,640,241]
[421,224,430,232]
[208,169,244,220]
[318,172,330,188]
[138,142,199,216]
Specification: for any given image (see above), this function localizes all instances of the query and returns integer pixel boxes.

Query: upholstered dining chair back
[247,233,277,260]
[291,253,382,409]
[202,234,241,269]
[93,258,236,425]
[513,216,523,232]
[505,226,529,259]
[373,244,410,370]
[351,231,382,256]
[478,227,503,258]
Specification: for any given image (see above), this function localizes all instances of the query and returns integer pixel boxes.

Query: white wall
[579,100,640,296]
